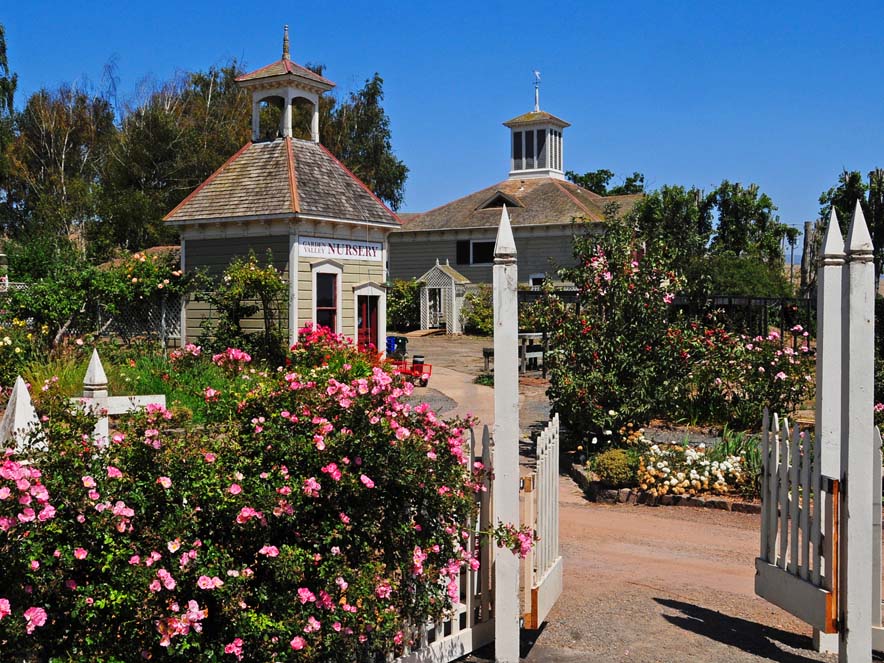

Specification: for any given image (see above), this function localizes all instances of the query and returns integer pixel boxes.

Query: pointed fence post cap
[494,205,517,258]
[84,349,108,390]
[846,199,874,254]
[821,208,846,258]
[0,376,40,448]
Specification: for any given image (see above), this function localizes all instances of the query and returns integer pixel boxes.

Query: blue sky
[5,1,884,239]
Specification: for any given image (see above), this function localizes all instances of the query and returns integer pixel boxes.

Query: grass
[474,372,494,387]
[21,345,232,424]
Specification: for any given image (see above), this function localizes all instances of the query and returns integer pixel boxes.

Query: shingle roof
[396,178,641,232]
[165,138,400,226]
[418,262,470,284]
[235,59,335,89]
[503,111,570,128]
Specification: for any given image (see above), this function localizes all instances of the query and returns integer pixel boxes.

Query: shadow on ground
[655,598,829,662]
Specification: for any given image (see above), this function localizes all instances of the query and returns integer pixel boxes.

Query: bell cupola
[235,25,336,142]
[503,73,570,180]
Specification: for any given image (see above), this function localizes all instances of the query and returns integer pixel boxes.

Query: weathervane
[533,70,541,112]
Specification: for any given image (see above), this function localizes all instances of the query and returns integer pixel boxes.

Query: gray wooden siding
[184,236,291,342]
[389,227,590,284]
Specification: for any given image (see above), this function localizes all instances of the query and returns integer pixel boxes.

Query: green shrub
[197,251,286,363]
[590,448,635,487]
[461,285,493,336]
[546,216,690,437]
[386,279,421,331]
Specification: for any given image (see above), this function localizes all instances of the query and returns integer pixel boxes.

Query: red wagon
[391,359,433,387]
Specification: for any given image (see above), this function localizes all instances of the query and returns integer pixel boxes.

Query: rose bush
[0,325,492,662]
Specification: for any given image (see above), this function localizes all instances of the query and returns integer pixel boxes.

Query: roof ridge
[286,137,300,213]
[164,141,254,221]
[551,179,595,219]
[317,144,401,225]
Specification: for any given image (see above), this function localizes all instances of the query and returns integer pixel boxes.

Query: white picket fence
[755,411,837,633]
[521,414,563,630]
[394,425,495,662]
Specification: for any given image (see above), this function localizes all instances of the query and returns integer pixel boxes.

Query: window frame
[311,260,343,334]
[470,239,497,265]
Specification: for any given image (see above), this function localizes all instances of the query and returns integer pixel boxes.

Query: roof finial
[533,70,541,112]
[282,25,290,61]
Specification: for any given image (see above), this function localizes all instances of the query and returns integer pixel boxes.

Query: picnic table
[483,332,548,375]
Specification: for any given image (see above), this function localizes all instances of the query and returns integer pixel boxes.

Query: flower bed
[0,326,507,662]
[638,444,747,497]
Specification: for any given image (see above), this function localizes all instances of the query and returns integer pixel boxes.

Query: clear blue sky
[5,1,884,238]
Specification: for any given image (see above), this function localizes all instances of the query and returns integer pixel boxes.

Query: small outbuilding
[416,260,470,334]
[165,28,400,349]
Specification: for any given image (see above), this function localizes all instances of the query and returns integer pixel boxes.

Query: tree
[627,185,713,266]
[566,168,645,196]
[93,63,250,258]
[6,85,116,250]
[0,23,19,228]
[319,73,407,211]
[708,180,786,264]
[818,168,884,284]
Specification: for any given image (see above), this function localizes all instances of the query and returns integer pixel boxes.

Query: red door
[357,295,379,351]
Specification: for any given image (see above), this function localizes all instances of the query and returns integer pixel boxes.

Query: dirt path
[521,478,842,662]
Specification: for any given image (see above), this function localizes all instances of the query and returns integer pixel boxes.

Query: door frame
[352,282,386,353]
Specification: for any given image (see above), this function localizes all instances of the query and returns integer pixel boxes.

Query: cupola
[235,25,335,142]
[503,74,570,180]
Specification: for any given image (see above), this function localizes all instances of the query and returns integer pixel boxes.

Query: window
[471,240,495,265]
[315,272,337,330]
[513,131,523,170]
[529,273,546,288]
[525,131,535,169]
[537,130,547,169]
[456,240,470,265]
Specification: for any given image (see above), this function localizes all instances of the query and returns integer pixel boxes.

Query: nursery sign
[298,236,382,262]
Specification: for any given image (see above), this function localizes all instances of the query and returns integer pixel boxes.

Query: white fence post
[814,210,845,654]
[839,201,875,662]
[0,376,42,451]
[492,205,520,663]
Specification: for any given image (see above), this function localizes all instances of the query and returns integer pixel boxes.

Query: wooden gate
[520,414,563,630]
[755,411,838,633]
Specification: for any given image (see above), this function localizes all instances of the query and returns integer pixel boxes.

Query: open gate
[520,414,563,630]
[755,412,838,634]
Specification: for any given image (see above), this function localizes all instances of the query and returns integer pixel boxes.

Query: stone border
[567,463,760,514]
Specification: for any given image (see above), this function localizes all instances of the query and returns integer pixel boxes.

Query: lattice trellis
[419,265,466,334]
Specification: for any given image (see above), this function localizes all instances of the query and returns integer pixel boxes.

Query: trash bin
[394,336,408,357]
[385,336,397,355]
[412,354,424,371]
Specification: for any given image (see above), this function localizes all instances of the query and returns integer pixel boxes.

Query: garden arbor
[417,260,469,334]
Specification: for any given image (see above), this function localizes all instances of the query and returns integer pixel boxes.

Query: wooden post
[0,376,42,451]
[839,201,875,662]
[492,205,520,663]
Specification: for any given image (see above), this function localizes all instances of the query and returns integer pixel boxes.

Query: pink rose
[228,483,242,495]
[290,636,306,650]
[0,598,10,620]
[360,474,375,489]
[73,548,87,560]
[106,466,122,479]
[157,476,172,489]
[23,606,47,633]
[81,476,96,488]
[258,545,279,557]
